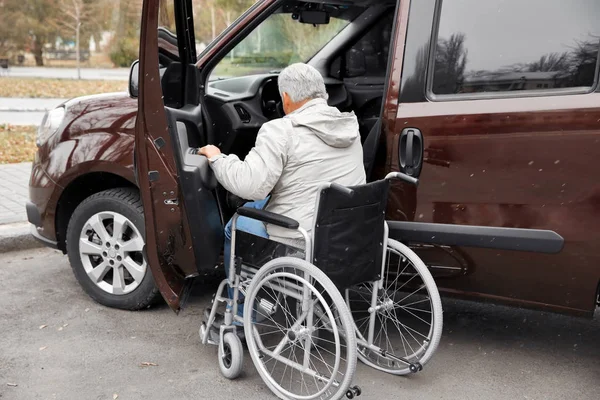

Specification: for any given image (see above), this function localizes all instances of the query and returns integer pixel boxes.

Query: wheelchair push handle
[385,172,419,186]
[329,183,355,198]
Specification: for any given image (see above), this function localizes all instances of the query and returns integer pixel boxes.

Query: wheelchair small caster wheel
[346,386,361,398]
[218,332,244,379]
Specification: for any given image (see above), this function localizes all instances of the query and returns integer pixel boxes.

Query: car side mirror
[128,60,139,98]
[345,49,367,78]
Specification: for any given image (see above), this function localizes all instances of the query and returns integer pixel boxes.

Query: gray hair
[278,63,329,103]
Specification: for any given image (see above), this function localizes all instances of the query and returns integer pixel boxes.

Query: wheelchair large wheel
[244,257,357,400]
[346,239,443,375]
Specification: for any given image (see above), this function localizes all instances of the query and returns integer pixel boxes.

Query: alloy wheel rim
[78,211,147,295]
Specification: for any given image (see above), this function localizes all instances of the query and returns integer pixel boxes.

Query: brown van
[27,0,600,317]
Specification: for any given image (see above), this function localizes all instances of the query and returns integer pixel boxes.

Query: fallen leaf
[39,325,47,330]
[39,346,47,351]
[7,383,18,387]
[57,327,63,331]
[63,324,69,327]
[113,394,119,399]
[140,362,158,367]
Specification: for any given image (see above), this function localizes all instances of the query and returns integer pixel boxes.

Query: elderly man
[199,63,365,323]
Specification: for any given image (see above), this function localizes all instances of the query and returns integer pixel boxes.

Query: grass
[0,77,126,99]
[14,53,117,69]
[0,125,37,164]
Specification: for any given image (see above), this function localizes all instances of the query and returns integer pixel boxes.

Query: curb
[0,222,45,253]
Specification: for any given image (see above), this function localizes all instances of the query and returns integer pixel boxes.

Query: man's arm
[200,120,289,201]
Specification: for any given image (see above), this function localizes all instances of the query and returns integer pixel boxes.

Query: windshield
[209,11,351,81]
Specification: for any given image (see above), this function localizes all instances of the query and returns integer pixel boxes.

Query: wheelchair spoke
[394,284,428,306]
[244,260,356,400]
[344,239,443,375]
[383,307,419,357]
[399,305,433,326]
[400,297,431,308]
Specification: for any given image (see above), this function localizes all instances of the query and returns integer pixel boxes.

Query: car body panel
[385,0,600,317]
[134,0,214,312]
[28,0,600,317]
[29,92,138,244]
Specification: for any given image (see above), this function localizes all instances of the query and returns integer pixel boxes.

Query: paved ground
[0,248,598,400]
[0,112,46,126]
[2,67,129,81]
[0,98,67,112]
[0,163,31,225]
[0,98,68,126]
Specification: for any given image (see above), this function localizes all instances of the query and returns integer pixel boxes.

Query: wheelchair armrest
[237,207,300,230]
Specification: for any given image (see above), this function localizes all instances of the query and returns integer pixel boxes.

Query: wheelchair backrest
[312,179,390,289]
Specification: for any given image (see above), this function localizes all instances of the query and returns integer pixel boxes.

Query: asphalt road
[0,248,598,400]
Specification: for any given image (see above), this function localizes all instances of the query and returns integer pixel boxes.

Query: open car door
[134,0,223,312]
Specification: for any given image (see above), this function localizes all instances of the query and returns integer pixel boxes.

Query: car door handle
[399,128,424,177]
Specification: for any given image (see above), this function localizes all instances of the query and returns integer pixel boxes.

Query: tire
[218,332,244,380]
[66,188,160,310]
[244,257,357,400]
[347,238,443,375]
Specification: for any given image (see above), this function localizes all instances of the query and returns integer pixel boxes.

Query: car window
[209,9,351,81]
[344,12,395,78]
[158,0,258,58]
[431,0,600,96]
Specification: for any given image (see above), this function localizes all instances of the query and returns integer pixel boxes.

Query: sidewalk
[0,162,31,225]
[4,66,129,81]
[0,97,67,125]
[0,97,67,112]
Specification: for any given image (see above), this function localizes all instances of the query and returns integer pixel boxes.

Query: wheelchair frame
[200,172,442,399]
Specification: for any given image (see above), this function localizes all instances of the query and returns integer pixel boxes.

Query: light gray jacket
[210,98,366,242]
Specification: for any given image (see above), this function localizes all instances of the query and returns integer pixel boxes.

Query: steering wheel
[260,78,284,120]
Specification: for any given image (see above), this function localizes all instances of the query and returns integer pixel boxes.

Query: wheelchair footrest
[199,323,218,346]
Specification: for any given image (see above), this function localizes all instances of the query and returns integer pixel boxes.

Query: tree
[0,0,59,66]
[109,0,142,67]
[433,33,468,94]
[527,52,571,73]
[214,0,255,60]
[52,0,83,78]
[567,37,599,86]
[215,0,255,26]
[0,2,22,58]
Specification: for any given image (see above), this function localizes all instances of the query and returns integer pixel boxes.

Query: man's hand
[198,145,222,159]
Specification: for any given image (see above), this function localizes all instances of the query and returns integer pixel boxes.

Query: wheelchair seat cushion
[235,231,305,269]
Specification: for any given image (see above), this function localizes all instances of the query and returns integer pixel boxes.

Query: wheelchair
[200,172,443,400]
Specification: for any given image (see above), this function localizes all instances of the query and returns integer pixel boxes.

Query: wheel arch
[55,171,137,252]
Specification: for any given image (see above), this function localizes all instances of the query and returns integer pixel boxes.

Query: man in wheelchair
[199,62,366,312]
[198,63,442,399]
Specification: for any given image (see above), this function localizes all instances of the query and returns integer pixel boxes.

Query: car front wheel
[66,188,160,310]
